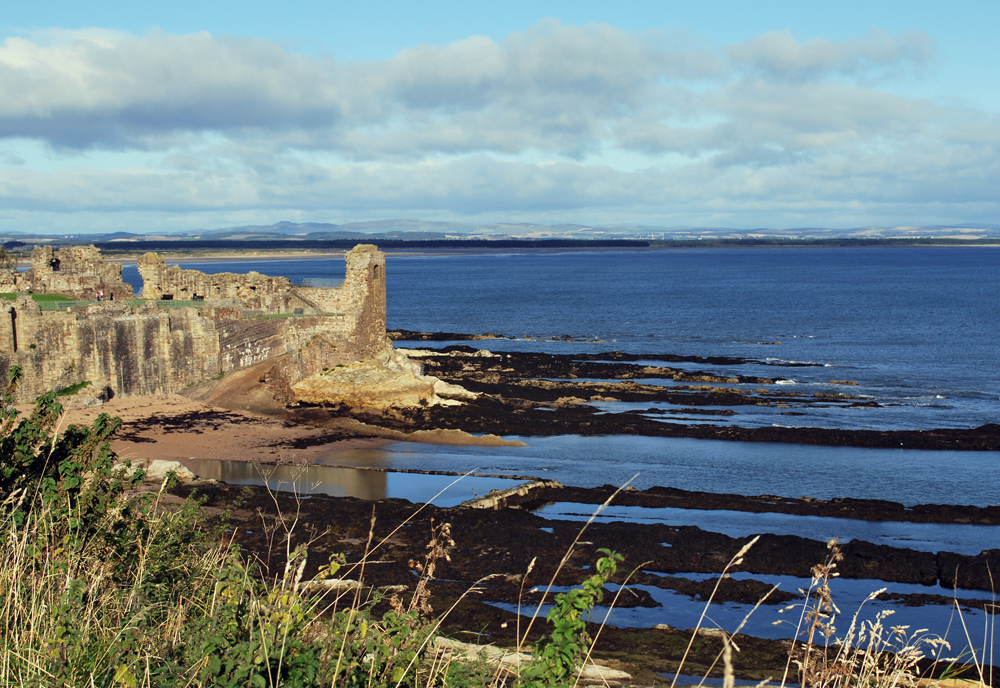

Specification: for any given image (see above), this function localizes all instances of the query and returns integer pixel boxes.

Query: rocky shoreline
[167,479,1000,683]
[75,330,999,684]
[334,342,1000,451]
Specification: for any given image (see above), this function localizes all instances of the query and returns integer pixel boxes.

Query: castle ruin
[10,245,134,301]
[0,245,386,403]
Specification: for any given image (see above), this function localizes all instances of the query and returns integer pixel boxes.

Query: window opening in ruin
[373,265,380,280]
[50,259,60,272]
[10,309,16,352]
[161,294,174,301]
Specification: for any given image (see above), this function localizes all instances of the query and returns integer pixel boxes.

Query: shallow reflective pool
[178,458,523,507]
[314,435,1000,507]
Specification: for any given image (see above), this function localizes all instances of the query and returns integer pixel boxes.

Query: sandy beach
[30,390,525,472]
[34,394,387,467]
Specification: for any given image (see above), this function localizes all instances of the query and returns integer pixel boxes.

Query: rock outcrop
[115,459,197,482]
[291,347,478,411]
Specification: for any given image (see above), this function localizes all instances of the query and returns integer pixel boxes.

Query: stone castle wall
[136,254,310,312]
[15,246,134,300]
[0,245,387,402]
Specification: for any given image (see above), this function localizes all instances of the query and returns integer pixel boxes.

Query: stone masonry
[13,246,134,300]
[0,245,386,402]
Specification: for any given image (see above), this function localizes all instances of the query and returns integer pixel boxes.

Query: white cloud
[726,28,935,83]
[0,21,720,156]
[0,22,996,229]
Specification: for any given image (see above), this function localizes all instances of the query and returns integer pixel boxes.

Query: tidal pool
[178,458,524,507]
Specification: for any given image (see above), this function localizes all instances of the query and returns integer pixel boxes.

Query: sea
[123,247,1000,647]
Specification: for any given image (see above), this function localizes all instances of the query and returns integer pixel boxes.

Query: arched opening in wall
[373,265,380,281]
[49,259,60,272]
[10,308,16,352]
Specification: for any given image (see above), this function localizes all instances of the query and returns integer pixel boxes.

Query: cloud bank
[0,21,997,230]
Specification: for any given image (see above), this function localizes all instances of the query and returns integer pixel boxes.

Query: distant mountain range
[5,218,1000,244]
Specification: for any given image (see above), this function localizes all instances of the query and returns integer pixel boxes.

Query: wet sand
[40,394,387,466]
[41,391,523,468]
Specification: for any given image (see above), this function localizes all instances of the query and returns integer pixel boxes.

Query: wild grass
[0,366,994,687]
[0,365,492,687]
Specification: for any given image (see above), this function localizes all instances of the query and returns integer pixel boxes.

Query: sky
[1,1,998,235]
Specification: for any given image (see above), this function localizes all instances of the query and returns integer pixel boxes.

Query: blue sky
[1,1,998,234]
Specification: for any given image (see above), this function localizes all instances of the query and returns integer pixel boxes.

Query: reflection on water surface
[178,458,523,508]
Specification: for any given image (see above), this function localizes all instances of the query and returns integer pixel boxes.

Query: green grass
[0,382,494,687]
[0,292,73,302]
[37,300,95,311]
[27,298,208,311]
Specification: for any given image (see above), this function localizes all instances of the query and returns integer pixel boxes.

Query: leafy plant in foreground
[519,548,623,687]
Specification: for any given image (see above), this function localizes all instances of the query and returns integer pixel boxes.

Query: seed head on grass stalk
[771,539,969,688]
[670,535,761,688]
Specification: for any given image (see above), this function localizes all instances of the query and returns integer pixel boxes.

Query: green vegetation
[0,292,74,302]
[0,368,622,686]
[0,297,207,311]
[519,549,622,687]
[54,379,91,396]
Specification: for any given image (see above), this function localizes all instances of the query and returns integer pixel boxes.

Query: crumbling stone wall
[293,246,387,361]
[0,244,388,402]
[137,254,314,312]
[18,246,133,300]
[0,269,16,294]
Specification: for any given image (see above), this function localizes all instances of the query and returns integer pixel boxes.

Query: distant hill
[196,219,1000,241]
[2,219,999,246]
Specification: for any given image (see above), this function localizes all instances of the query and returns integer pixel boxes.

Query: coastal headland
[7,245,998,684]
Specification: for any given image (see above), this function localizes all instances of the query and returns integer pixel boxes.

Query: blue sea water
[382,247,1000,431]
